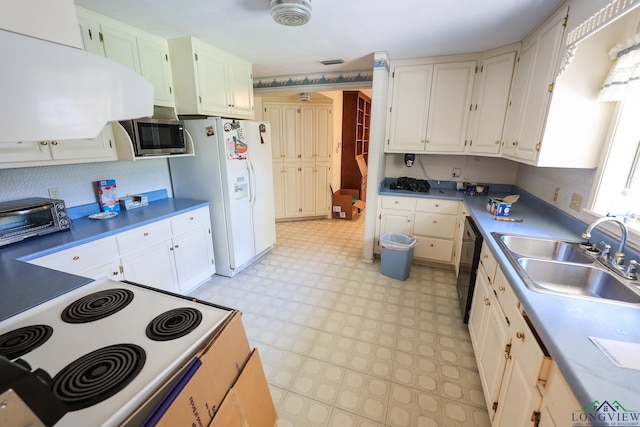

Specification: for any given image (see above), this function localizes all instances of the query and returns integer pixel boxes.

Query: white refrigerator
[169,118,276,277]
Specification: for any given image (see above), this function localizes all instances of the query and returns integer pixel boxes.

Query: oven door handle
[1,205,52,217]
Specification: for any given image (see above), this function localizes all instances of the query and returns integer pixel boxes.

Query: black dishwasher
[457,216,483,323]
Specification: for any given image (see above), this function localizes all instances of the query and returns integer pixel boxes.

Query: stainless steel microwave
[0,198,70,246]
[120,118,186,156]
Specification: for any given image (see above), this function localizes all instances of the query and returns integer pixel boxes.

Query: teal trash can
[380,233,417,280]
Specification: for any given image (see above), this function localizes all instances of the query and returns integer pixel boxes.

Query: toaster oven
[0,198,70,246]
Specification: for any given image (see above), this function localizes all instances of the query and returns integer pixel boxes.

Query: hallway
[191,217,490,426]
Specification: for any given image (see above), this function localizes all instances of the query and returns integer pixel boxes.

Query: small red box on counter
[96,179,120,212]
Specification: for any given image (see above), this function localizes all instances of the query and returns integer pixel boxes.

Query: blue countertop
[0,197,209,322]
[380,178,640,410]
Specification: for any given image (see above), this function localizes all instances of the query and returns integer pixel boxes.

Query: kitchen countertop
[0,197,209,322]
[380,178,640,410]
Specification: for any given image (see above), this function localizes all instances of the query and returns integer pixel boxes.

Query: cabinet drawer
[415,198,459,214]
[381,196,416,211]
[30,237,119,275]
[116,220,172,254]
[413,212,457,238]
[171,207,210,235]
[413,237,454,262]
[493,268,520,323]
[479,242,498,284]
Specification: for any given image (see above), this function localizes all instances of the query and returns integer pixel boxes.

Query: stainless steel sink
[517,258,640,304]
[492,232,640,306]
[499,234,595,264]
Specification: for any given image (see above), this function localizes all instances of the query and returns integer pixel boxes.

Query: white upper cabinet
[386,58,477,153]
[467,48,517,155]
[168,36,255,119]
[75,7,175,108]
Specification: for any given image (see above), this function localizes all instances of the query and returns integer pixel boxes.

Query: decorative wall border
[373,51,390,73]
[253,69,373,90]
[567,0,639,46]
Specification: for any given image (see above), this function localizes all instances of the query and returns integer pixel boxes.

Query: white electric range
[0,277,231,426]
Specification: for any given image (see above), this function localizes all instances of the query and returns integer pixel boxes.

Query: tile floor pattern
[191,216,491,427]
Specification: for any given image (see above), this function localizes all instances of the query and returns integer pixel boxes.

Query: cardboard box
[96,179,120,212]
[486,197,512,216]
[210,349,277,427]
[150,311,252,427]
[332,188,366,220]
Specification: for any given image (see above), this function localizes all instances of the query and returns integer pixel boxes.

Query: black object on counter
[389,177,430,192]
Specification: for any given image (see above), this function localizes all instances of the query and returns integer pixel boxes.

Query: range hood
[0,29,153,143]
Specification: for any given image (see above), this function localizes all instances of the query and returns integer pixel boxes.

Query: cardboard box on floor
[332,188,365,220]
[210,349,277,427]
[151,310,254,427]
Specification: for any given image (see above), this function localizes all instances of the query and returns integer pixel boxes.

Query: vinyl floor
[191,215,491,427]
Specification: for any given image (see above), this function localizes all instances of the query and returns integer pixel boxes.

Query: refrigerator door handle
[248,159,257,207]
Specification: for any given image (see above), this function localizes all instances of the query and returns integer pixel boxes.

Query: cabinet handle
[72,256,79,261]
[190,217,194,221]
[432,220,437,224]
[435,204,439,207]
[112,271,118,276]
[174,245,179,249]
[516,331,525,341]
[40,141,48,146]
[495,140,500,145]
[51,141,58,146]
[144,232,149,236]
[512,141,518,146]
[430,244,434,247]
[498,286,505,292]
[199,96,202,103]
[483,297,490,306]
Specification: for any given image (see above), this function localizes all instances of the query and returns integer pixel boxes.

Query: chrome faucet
[582,216,636,279]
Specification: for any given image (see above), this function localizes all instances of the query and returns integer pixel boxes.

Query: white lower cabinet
[468,245,581,427]
[376,196,460,265]
[28,236,123,281]
[28,206,215,294]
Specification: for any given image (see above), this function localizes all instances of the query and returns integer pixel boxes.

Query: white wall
[317,91,343,190]
[384,154,519,185]
[0,160,173,207]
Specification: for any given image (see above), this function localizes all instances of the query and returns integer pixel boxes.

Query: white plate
[88,212,118,220]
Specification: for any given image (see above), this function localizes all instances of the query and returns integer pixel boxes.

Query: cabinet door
[265,104,285,161]
[313,163,331,216]
[0,140,51,163]
[314,105,332,162]
[300,163,316,216]
[282,105,301,162]
[137,36,174,107]
[517,9,567,163]
[272,163,286,219]
[121,238,178,293]
[425,61,476,153]
[300,106,316,162]
[477,289,510,419]
[76,10,105,56]
[468,269,491,353]
[195,43,230,115]
[283,164,301,217]
[50,125,116,161]
[172,229,215,293]
[387,64,433,152]
[100,23,141,73]
[227,60,254,118]
[380,209,413,237]
[471,52,516,155]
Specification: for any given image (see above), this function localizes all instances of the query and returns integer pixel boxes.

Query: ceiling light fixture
[270,0,312,26]
[319,59,345,66]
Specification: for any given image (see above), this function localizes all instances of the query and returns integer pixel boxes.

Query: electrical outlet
[553,187,560,202]
[452,168,461,178]
[570,193,583,211]
[48,187,62,199]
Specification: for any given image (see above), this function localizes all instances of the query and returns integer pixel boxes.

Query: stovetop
[0,278,231,426]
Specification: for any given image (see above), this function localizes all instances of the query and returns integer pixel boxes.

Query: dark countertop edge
[379,178,640,408]
[0,197,210,322]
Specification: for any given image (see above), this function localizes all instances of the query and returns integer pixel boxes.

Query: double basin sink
[493,233,640,306]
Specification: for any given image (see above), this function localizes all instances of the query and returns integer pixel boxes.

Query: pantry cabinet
[386,59,476,153]
[0,125,116,169]
[168,36,254,119]
[28,207,215,295]
[76,7,175,108]
[376,196,460,265]
[265,102,332,220]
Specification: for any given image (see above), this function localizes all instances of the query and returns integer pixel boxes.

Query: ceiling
[74,0,566,80]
